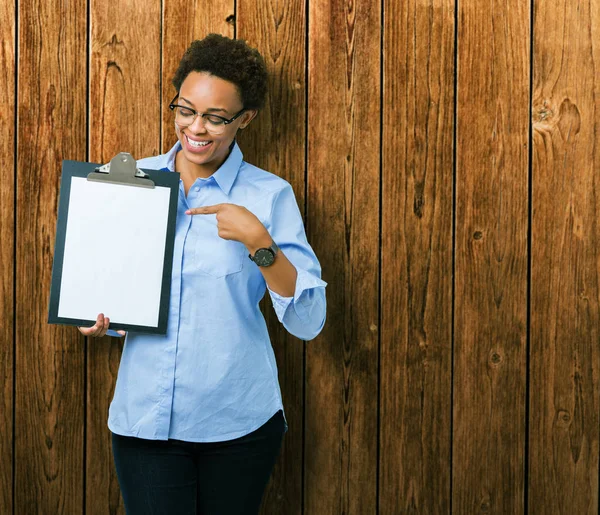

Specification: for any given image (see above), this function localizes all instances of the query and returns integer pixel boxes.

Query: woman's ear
[238,109,258,129]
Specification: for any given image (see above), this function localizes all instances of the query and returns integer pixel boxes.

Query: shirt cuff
[267,267,327,320]
[105,329,125,338]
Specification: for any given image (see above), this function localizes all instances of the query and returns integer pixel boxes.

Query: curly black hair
[172,34,268,110]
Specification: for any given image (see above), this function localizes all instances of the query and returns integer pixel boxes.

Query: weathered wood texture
[6,0,600,513]
[162,0,235,153]
[0,0,15,513]
[529,0,600,512]
[15,0,87,512]
[380,0,455,512]
[236,1,306,513]
[306,0,381,513]
[453,0,530,513]
[86,1,161,513]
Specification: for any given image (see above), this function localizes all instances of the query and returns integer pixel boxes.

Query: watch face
[254,248,275,266]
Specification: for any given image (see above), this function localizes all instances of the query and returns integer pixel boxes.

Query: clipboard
[48,153,180,334]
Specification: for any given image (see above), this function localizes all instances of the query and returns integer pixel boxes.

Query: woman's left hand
[186,203,272,253]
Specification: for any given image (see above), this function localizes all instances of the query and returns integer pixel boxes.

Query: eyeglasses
[168,94,246,135]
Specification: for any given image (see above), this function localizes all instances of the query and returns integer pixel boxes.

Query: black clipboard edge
[48,163,75,329]
[48,160,180,335]
[152,166,179,334]
[48,316,167,335]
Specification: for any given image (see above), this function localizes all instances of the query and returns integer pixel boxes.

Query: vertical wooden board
[16,0,86,512]
[306,0,380,512]
[529,0,600,512]
[380,0,455,512]
[453,0,529,513]
[0,0,15,513]
[87,1,161,513]
[162,0,234,152]
[236,1,306,513]
[90,0,161,163]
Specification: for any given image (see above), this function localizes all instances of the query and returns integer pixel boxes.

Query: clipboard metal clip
[87,152,155,189]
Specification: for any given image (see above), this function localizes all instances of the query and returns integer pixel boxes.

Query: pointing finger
[186,204,225,215]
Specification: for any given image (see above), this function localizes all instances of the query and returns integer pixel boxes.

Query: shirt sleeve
[265,183,327,341]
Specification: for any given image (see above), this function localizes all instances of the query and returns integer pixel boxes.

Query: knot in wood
[533,99,554,124]
[413,193,424,218]
[109,34,123,46]
[489,350,502,366]
[473,231,483,240]
[557,98,581,142]
[536,107,553,122]
[478,492,491,512]
[413,181,425,219]
[101,34,124,48]
[557,410,570,424]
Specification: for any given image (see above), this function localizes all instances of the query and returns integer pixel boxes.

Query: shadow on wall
[236,72,304,179]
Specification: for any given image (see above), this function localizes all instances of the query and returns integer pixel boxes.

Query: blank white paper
[57,177,171,328]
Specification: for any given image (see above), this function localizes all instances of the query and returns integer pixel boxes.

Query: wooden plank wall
[236,1,306,511]
[529,0,600,512]
[453,0,530,512]
[86,2,161,514]
[1,0,598,513]
[380,0,454,511]
[16,1,87,514]
[306,0,380,513]
[0,0,15,514]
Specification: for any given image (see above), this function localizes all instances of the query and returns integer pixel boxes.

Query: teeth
[187,136,210,147]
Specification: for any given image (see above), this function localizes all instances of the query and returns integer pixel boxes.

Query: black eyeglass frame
[168,94,247,126]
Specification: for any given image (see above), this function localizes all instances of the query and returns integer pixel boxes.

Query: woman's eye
[205,115,226,125]
[178,108,195,117]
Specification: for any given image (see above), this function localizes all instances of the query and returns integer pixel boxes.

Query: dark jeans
[111,410,285,515]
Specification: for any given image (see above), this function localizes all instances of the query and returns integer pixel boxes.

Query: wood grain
[162,0,234,153]
[0,0,15,512]
[9,0,600,511]
[453,1,530,513]
[306,0,380,512]
[529,0,600,512]
[380,0,455,512]
[236,0,306,512]
[15,0,87,512]
[87,0,161,513]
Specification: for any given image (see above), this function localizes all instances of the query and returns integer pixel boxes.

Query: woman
[79,34,326,514]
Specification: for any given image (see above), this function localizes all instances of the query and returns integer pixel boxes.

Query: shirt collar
[165,140,243,196]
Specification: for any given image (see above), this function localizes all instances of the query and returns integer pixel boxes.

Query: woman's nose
[188,115,209,134]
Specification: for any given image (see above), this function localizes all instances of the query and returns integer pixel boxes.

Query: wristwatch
[249,241,279,267]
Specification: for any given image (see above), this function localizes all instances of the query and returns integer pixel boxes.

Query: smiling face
[174,71,256,177]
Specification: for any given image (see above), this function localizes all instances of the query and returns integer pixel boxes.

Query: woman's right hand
[78,313,126,337]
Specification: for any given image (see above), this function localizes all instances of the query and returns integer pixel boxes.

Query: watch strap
[249,240,279,263]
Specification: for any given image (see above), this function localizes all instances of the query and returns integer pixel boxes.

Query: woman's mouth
[184,134,213,153]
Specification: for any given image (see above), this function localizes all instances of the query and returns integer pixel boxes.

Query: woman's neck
[175,151,222,180]
[175,147,233,195]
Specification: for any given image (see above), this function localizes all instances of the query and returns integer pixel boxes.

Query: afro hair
[172,34,268,110]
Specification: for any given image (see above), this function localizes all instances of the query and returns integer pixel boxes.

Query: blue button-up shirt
[107,141,327,442]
